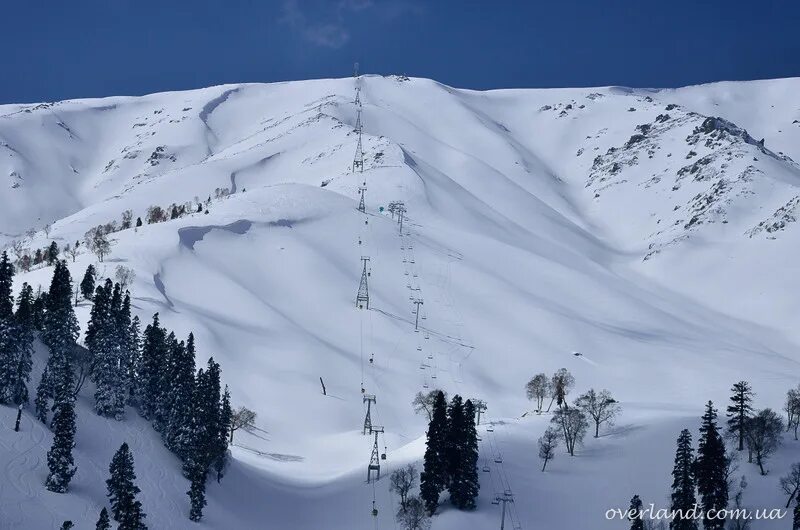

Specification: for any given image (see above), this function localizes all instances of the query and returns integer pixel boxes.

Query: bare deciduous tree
[65,244,79,263]
[780,463,800,507]
[43,223,52,237]
[547,368,575,411]
[84,226,112,262]
[538,427,560,471]
[395,496,430,530]
[744,409,783,475]
[784,386,800,440]
[114,265,136,291]
[550,406,588,456]
[389,464,418,512]
[146,205,167,224]
[412,390,447,422]
[120,209,133,230]
[575,388,621,438]
[525,373,550,413]
[229,406,257,443]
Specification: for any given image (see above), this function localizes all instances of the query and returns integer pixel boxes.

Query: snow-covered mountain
[2,75,800,529]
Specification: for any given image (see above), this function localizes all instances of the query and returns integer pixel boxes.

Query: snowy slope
[2,76,800,529]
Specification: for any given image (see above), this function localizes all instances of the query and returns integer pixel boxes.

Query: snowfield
[2,75,800,529]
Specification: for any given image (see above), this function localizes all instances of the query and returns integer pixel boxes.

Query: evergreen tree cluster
[87,278,135,419]
[133,313,232,520]
[419,392,479,515]
[0,252,35,405]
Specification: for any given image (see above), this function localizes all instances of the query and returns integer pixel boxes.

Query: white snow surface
[2,75,800,529]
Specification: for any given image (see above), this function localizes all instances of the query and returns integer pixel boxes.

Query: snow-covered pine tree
[151,330,178,434]
[420,390,448,515]
[214,384,232,482]
[80,264,96,301]
[106,442,147,530]
[46,241,59,265]
[92,280,127,419]
[95,507,111,530]
[727,381,754,453]
[165,335,195,459]
[184,365,212,521]
[670,429,698,530]
[6,282,35,405]
[45,356,77,493]
[0,251,18,403]
[628,494,644,530]
[137,313,167,420]
[187,458,207,522]
[35,367,51,423]
[450,399,479,510]
[696,401,728,530]
[126,315,141,405]
[42,261,79,374]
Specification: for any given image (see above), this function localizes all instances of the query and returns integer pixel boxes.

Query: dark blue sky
[2,0,798,104]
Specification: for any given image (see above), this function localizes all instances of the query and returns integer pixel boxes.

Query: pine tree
[6,282,35,404]
[153,331,178,433]
[727,381,754,453]
[35,367,51,423]
[184,365,212,521]
[420,390,448,515]
[42,261,79,373]
[137,314,167,420]
[165,336,195,459]
[80,264,96,301]
[450,399,479,510]
[214,384,232,482]
[696,402,728,530]
[126,316,141,405]
[106,443,147,530]
[46,241,59,265]
[96,507,111,529]
[187,458,207,522]
[670,429,698,530]
[0,251,18,403]
[444,395,465,491]
[91,280,126,418]
[45,358,77,493]
[629,494,644,530]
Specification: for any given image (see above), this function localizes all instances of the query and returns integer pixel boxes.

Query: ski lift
[372,501,378,517]
[482,465,491,472]
[361,385,365,394]
[491,499,500,505]
[381,446,387,460]
[487,427,494,432]
[358,238,362,245]
[427,354,433,359]
[416,346,422,351]
[431,374,437,379]
[365,219,368,225]
[404,271,409,276]
[422,382,429,389]
[494,456,503,464]
[369,354,374,364]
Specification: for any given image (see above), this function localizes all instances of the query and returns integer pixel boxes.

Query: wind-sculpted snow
[2,76,800,528]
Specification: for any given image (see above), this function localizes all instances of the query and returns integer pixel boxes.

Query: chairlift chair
[482,465,490,472]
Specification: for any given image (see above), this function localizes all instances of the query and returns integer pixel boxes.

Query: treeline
[7,186,235,270]
[0,256,233,522]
